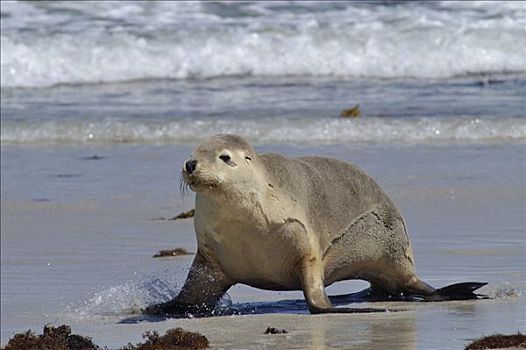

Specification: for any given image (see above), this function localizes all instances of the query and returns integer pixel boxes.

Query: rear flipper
[424,282,489,301]
[329,282,489,304]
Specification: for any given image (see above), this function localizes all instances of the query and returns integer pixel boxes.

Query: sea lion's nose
[185,159,197,173]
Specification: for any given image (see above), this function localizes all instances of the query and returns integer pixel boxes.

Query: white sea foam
[1,1,525,87]
[2,116,524,145]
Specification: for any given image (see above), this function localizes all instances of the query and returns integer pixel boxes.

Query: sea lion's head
[182,134,257,195]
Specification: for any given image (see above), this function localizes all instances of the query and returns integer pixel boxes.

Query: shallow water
[2,75,526,145]
[1,143,525,349]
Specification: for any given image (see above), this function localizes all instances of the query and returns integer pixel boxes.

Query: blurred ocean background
[1,1,525,349]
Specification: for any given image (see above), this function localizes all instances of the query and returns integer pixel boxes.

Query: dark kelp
[117,328,209,350]
[340,104,361,118]
[153,248,193,258]
[170,209,195,220]
[1,325,99,350]
[151,209,195,222]
[2,326,209,350]
[465,333,526,350]
[264,327,288,335]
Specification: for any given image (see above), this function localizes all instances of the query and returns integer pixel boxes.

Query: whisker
[179,174,189,199]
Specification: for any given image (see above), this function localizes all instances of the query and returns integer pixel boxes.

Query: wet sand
[1,143,525,349]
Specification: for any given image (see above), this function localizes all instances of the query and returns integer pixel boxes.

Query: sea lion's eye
[219,154,231,163]
[245,156,252,161]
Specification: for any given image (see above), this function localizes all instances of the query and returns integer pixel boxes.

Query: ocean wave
[1,1,525,88]
[2,116,524,145]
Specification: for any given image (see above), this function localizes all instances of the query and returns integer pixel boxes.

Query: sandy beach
[1,143,524,349]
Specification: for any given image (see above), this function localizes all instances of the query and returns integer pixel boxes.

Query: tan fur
[147,134,435,315]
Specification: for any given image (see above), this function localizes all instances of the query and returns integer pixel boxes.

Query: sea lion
[145,134,485,316]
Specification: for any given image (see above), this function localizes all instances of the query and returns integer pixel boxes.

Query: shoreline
[2,299,525,349]
[2,143,525,349]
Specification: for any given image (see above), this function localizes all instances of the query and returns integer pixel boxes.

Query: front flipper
[300,255,391,314]
[143,252,233,317]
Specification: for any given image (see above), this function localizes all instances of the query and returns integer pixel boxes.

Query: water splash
[489,282,521,300]
[71,274,180,319]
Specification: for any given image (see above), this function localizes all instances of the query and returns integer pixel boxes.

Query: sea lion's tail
[425,282,488,301]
